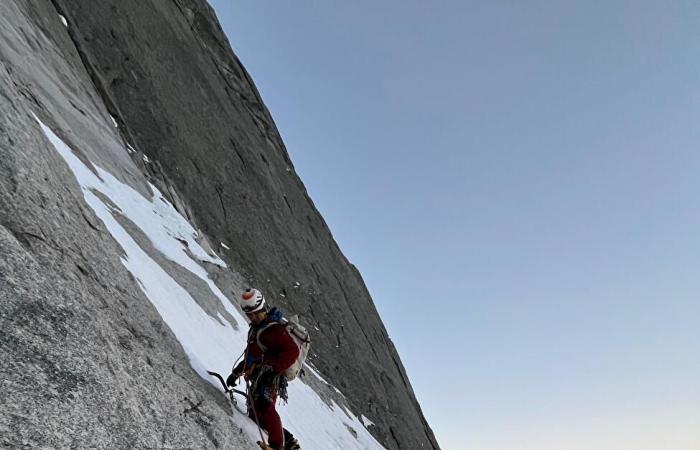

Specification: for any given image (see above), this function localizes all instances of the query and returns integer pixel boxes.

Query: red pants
[249,397,284,449]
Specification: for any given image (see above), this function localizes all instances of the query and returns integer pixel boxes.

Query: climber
[227,288,301,450]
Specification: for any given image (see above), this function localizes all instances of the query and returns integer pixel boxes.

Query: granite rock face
[0,2,249,448]
[1,0,440,448]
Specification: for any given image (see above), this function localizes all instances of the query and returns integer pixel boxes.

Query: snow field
[38,118,385,450]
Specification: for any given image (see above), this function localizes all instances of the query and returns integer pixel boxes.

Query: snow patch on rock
[361,415,375,428]
[38,118,386,450]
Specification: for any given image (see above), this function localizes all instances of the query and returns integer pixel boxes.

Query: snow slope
[38,118,385,450]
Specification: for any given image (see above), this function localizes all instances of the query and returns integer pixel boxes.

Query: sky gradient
[209,1,700,448]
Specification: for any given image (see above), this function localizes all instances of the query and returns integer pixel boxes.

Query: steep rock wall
[0,1,249,448]
[1,0,440,448]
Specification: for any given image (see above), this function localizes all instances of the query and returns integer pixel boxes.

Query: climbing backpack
[256,314,310,381]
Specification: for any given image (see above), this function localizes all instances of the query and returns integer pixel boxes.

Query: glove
[226,371,240,387]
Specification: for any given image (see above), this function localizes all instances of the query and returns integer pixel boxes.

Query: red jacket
[235,321,299,376]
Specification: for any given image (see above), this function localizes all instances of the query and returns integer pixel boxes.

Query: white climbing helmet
[240,288,266,313]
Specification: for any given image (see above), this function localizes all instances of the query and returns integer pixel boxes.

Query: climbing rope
[244,334,270,449]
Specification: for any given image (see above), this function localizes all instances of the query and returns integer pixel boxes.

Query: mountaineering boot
[283,428,300,449]
[257,441,275,450]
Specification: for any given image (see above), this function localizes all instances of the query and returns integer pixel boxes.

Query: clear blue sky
[209,1,700,449]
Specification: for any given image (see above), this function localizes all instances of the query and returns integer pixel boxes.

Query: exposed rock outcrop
[0,4,247,448]
[0,1,439,448]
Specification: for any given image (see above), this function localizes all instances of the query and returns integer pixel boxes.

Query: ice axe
[207,371,247,399]
[208,371,272,448]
